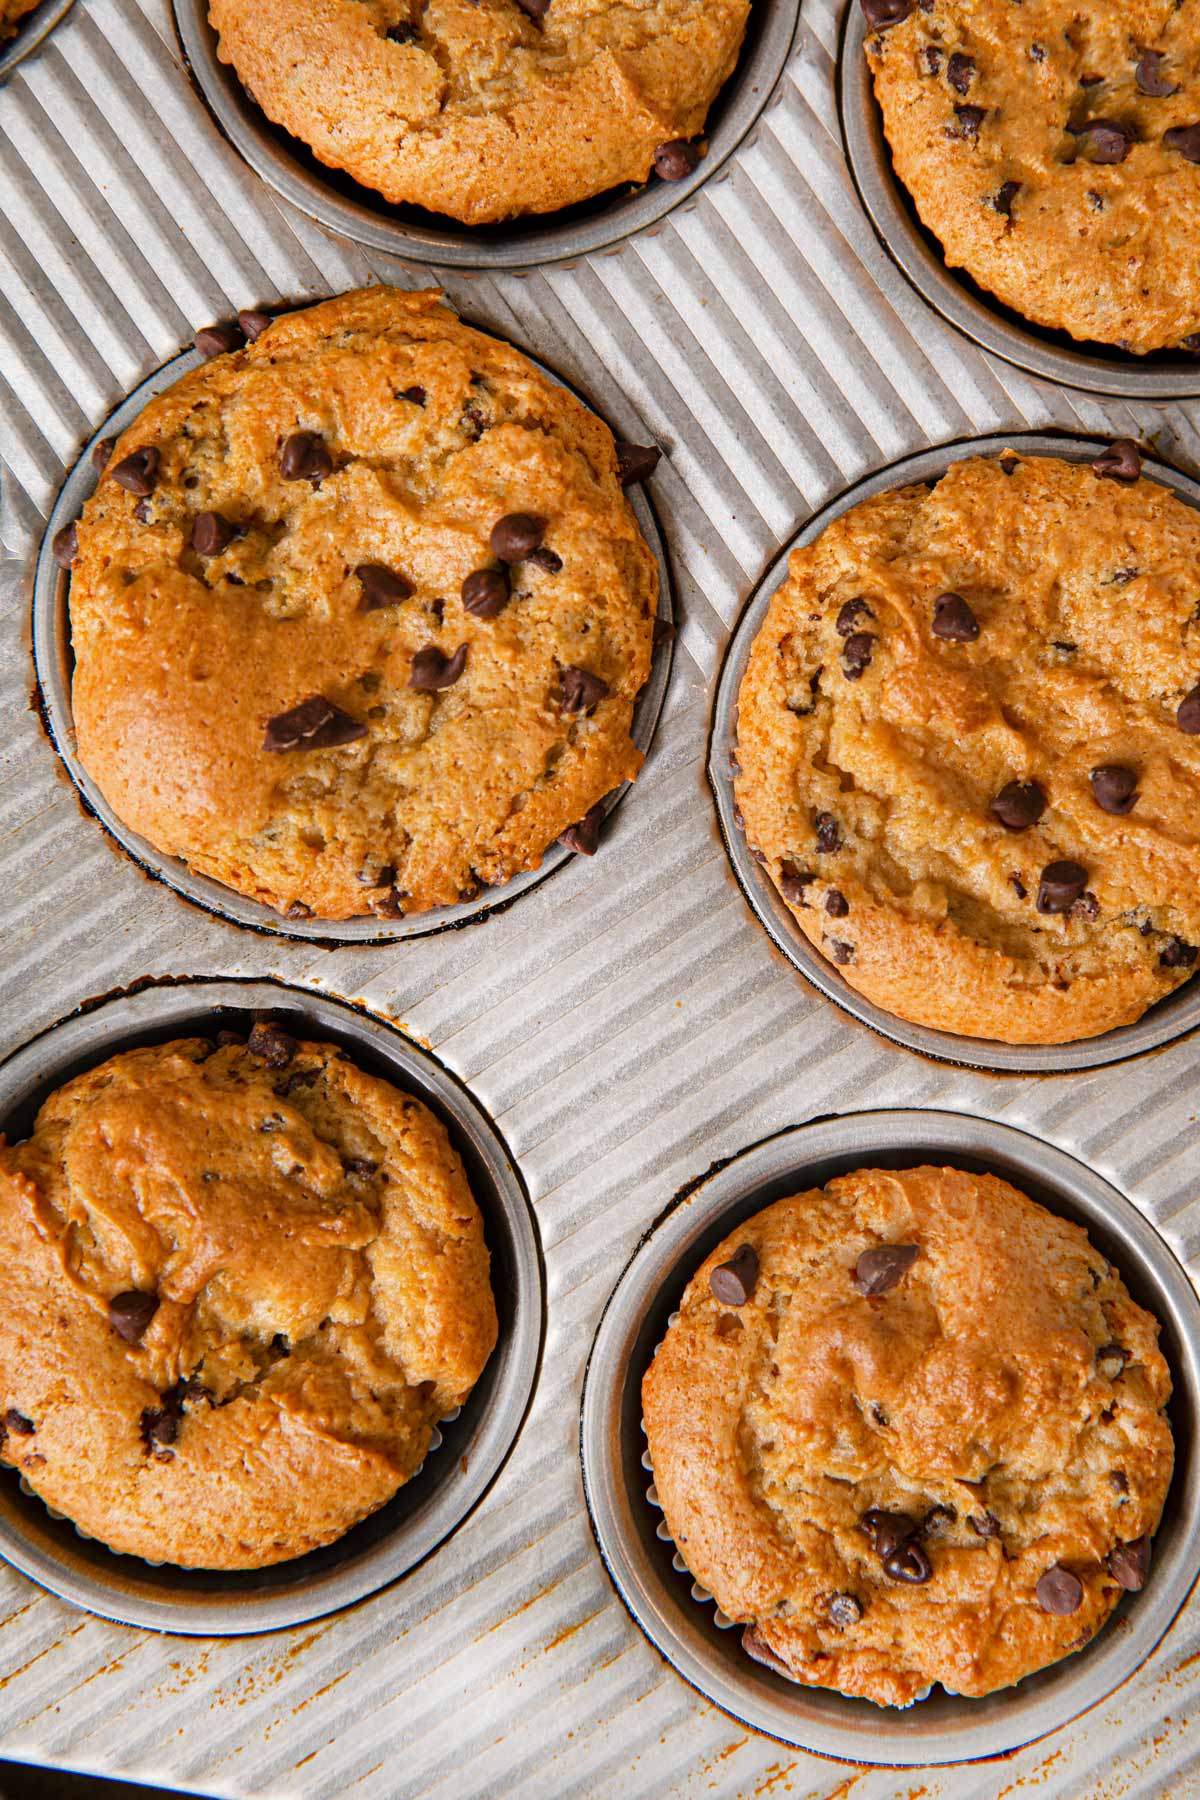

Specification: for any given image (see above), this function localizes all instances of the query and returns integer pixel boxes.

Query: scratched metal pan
[0,978,544,1636]
[709,430,1200,1076]
[0,0,75,83]
[838,2,1200,400]
[32,332,674,946]
[171,0,802,272]
[580,1108,1200,1767]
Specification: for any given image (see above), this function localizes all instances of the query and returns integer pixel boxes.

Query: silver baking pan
[709,430,1200,1076]
[171,0,803,272]
[0,978,544,1636]
[839,2,1200,400]
[0,0,73,82]
[32,330,674,946]
[580,1107,1200,1767]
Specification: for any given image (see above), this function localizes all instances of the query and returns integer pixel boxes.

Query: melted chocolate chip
[859,0,912,26]
[191,511,238,557]
[883,1541,933,1584]
[1177,683,1200,733]
[969,1510,1001,1538]
[410,645,467,691]
[247,1022,299,1067]
[461,568,510,619]
[828,1592,863,1626]
[4,1411,34,1436]
[559,802,605,856]
[932,592,980,641]
[835,598,873,636]
[922,1504,956,1537]
[1164,124,1200,163]
[111,447,160,497]
[947,51,975,93]
[948,104,986,139]
[490,512,545,561]
[1070,119,1132,163]
[91,435,116,473]
[344,1156,380,1178]
[1037,1565,1083,1614]
[398,385,427,406]
[52,523,78,569]
[140,1387,185,1451]
[814,811,842,854]
[194,320,244,359]
[615,442,661,486]
[825,888,849,917]
[560,665,609,714]
[357,563,412,609]
[1136,51,1179,97]
[513,0,549,18]
[1092,438,1142,483]
[1090,764,1138,814]
[990,780,1045,831]
[709,1243,759,1307]
[527,546,563,574]
[779,862,816,905]
[279,430,333,485]
[386,19,419,40]
[862,1509,916,1561]
[1160,936,1198,969]
[653,139,700,181]
[852,1243,919,1297]
[237,309,274,341]
[1097,1343,1127,1379]
[993,179,1022,216]
[1037,860,1088,915]
[841,632,876,680]
[1108,1536,1152,1591]
[108,1290,159,1344]
[263,695,367,752]
[827,938,855,965]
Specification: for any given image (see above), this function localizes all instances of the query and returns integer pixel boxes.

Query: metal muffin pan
[172,0,802,272]
[32,331,674,946]
[709,430,1200,1075]
[0,0,74,83]
[0,978,544,1636]
[580,1108,1200,1767]
[838,2,1200,400]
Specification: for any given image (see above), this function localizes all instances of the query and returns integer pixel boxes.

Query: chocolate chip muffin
[66,287,658,921]
[0,0,40,39]
[0,1027,498,1569]
[208,0,749,225]
[863,0,1200,354]
[734,446,1200,1044]
[642,1164,1174,1706]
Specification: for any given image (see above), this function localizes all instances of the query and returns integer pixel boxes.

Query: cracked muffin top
[642,1165,1174,1707]
[0,1026,497,1569]
[67,287,657,922]
[208,0,750,224]
[733,447,1200,1045]
[864,0,1200,354]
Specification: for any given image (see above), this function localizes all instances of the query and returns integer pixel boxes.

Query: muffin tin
[32,333,674,945]
[0,979,544,1634]
[0,0,74,82]
[581,1109,1200,1765]
[709,430,1200,1075]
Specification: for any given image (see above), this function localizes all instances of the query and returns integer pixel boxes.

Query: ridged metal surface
[2,0,1200,1794]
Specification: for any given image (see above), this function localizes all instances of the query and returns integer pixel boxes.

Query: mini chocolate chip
[52,522,78,569]
[91,435,116,473]
[140,1394,183,1450]
[263,695,367,752]
[853,1243,919,1297]
[1037,859,1088,914]
[825,888,849,917]
[386,19,419,40]
[560,665,609,714]
[828,1592,863,1627]
[859,0,912,26]
[1097,1343,1127,1379]
[527,546,563,574]
[237,309,274,341]
[1164,124,1200,163]
[111,447,160,497]
[993,179,1022,216]
[1070,119,1132,163]
[559,802,605,856]
[870,1402,888,1426]
[4,1411,34,1436]
[191,511,238,557]
[357,563,413,609]
[279,430,333,485]
[815,811,842,853]
[925,45,942,73]
[1010,873,1028,899]
[1109,1535,1152,1592]
[398,385,427,406]
[947,51,975,93]
[710,1243,759,1307]
[884,1541,933,1584]
[410,645,467,691]
[1177,684,1200,733]
[1092,438,1142,483]
[948,104,986,140]
[615,442,661,486]
[1136,51,1179,97]
[653,139,700,181]
[247,1022,299,1066]
[990,780,1046,831]
[194,320,244,359]
[1161,936,1199,969]
[108,1290,159,1344]
[969,1511,1001,1538]
[1037,1565,1083,1614]
[1030,42,1045,61]
[1053,640,1078,655]
[1090,764,1138,814]
[344,1156,379,1178]
[827,939,855,965]
[862,1509,917,1559]
[779,862,816,905]
[462,568,511,619]
[835,598,873,636]
[490,512,545,561]
[932,592,980,641]
[922,1504,956,1536]
[841,632,875,680]
[1110,1470,1129,1494]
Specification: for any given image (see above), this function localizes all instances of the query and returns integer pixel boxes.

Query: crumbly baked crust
[0,1033,498,1569]
[642,1165,1173,1706]
[209,0,749,225]
[734,451,1200,1045]
[866,0,1200,354]
[70,287,657,920]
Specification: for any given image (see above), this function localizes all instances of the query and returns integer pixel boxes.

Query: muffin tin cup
[171,0,802,272]
[580,1108,1200,1767]
[0,0,75,83]
[32,332,674,945]
[0,978,544,1635]
[838,2,1200,400]
[709,430,1200,1075]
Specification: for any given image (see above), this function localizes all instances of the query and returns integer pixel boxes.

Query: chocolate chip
[862,1509,917,1559]
[1080,72,1104,88]
[1177,684,1200,733]
[615,442,662,486]
[859,0,912,26]
[462,568,511,619]
[279,430,332,485]
[1070,119,1132,163]
[969,1510,1000,1538]
[740,1626,792,1676]
[883,1541,933,1584]
[815,811,842,853]
[1161,936,1198,969]
[948,104,986,140]
[710,1243,759,1307]
[108,1290,159,1344]
[1037,860,1088,915]
[237,309,274,341]
[559,802,605,856]
[215,1029,242,1047]
[91,435,116,473]
[52,522,78,569]
[990,780,1045,831]
[386,19,419,40]
[1164,124,1200,163]
[560,665,609,714]
[276,1067,319,1094]
[835,598,873,636]
[993,179,1022,216]
[513,0,549,17]
[263,695,367,752]
[947,51,975,93]
[922,1504,956,1537]
[490,512,545,561]
[140,1389,184,1451]
[357,562,412,609]
[4,1411,34,1436]
[1030,42,1045,61]
[1097,1343,1127,1379]
[247,1022,299,1066]
[931,592,980,641]
[1092,438,1142,483]
[527,546,563,574]
[133,499,152,525]
[852,1243,919,1297]
[779,862,816,905]
[1037,1565,1083,1614]
[1010,873,1028,899]
[924,45,942,73]
[344,1156,379,1178]
[827,938,855,964]
[191,511,238,557]
[1110,1470,1128,1494]
[825,888,849,917]
[828,1592,863,1627]
[410,645,467,691]
[1136,51,1178,97]
[1090,764,1137,814]
[1109,1536,1152,1591]
[841,632,876,680]
[111,447,160,497]
[194,320,244,359]
[653,139,700,181]
[398,385,427,406]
